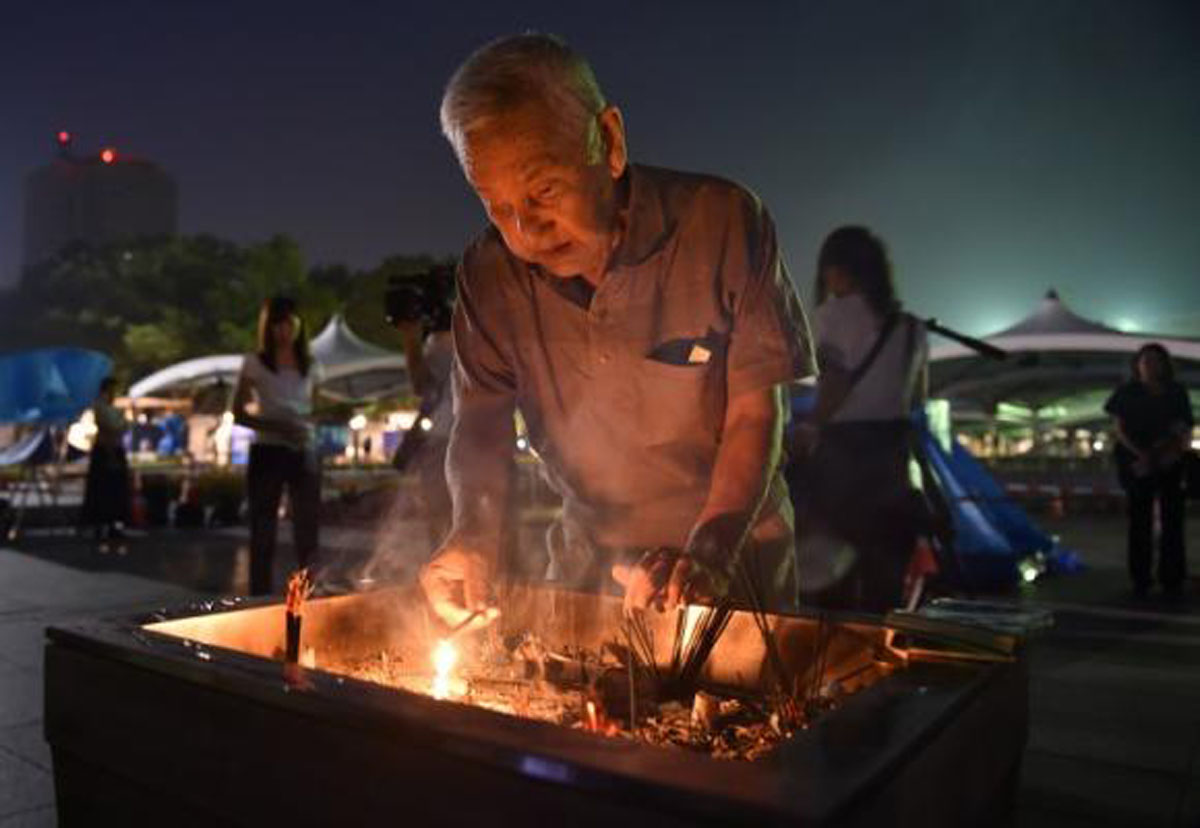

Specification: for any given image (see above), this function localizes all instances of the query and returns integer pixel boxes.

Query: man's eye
[533,182,559,200]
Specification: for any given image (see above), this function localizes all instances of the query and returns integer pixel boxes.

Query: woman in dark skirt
[1105,343,1193,599]
[232,296,323,596]
[80,376,130,541]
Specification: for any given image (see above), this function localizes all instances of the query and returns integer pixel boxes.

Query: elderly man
[421,33,814,629]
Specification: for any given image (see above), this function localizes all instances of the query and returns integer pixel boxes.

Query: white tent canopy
[310,314,409,401]
[931,290,1200,363]
[930,289,1200,417]
[128,354,243,399]
[128,314,409,402]
[310,314,402,378]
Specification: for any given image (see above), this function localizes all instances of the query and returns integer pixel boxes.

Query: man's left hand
[613,514,748,612]
[674,513,751,607]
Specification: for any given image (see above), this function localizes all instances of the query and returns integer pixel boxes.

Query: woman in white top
[804,226,929,613]
[232,296,322,595]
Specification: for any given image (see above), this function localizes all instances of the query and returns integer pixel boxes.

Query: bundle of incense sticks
[284,569,314,664]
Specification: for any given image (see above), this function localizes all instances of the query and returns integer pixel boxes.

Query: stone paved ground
[1010,513,1200,827]
[0,512,1197,826]
[0,547,205,826]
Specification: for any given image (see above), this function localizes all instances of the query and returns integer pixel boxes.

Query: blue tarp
[919,426,1081,590]
[0,348,111,425]
[789,389,1079,591]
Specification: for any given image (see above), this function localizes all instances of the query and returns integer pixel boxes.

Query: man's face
[460,104,625,280]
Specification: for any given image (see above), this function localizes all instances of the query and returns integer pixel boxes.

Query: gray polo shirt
[448,163,815,558]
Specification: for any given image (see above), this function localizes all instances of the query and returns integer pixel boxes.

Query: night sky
[3,0,1198,336]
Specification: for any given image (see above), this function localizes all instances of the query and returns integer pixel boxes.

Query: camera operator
[387,265,456,548]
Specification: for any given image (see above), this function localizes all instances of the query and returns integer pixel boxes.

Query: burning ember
[321,600,896,763]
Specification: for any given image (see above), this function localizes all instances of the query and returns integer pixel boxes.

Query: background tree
[5,234,339,381]
[1,235,450,390]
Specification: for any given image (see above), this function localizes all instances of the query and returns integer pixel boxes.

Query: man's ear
[598,105,627,179]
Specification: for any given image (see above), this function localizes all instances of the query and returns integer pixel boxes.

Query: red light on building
[57,130,72,145]
[100,148,116,164]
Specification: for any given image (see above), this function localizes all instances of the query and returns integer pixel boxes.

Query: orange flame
[431,639,459,700]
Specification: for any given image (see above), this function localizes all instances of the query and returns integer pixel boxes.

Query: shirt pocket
[635,357,721,446]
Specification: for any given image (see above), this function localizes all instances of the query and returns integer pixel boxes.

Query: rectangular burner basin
[44,585,1027,826]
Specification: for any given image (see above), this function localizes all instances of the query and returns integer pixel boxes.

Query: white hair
[440,33,608,163]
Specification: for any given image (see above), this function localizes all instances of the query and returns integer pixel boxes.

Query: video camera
[384,263,455,335]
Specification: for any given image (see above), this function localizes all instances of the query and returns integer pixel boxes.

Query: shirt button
[599,353,611,364]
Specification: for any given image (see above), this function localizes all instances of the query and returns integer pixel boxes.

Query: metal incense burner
[44,584,1026,826]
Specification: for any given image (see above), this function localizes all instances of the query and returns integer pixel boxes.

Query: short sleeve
[444,243,519,558]
[1103,384,1129,419]
[451,250,518,410]
[724,200,816,399]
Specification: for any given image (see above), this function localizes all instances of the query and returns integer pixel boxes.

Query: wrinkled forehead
[460,105,588,187]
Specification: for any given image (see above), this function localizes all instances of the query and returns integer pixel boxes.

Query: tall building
[21,131,178,273]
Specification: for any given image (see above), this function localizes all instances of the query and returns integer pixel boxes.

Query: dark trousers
[247,443,321,596]
[1126,464,1186,591]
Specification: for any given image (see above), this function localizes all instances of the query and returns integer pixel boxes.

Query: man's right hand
[612,548,679,614]
[419,546,499,632]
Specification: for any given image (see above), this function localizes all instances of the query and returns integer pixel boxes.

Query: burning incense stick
[284,569,313,665]
[447,609,484,639]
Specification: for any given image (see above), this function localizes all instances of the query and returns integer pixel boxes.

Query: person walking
[1105,343,1193,599]
[798,226,929,614]
[232,296,323,595]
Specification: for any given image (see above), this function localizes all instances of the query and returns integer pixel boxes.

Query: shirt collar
[610,164,672,269]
